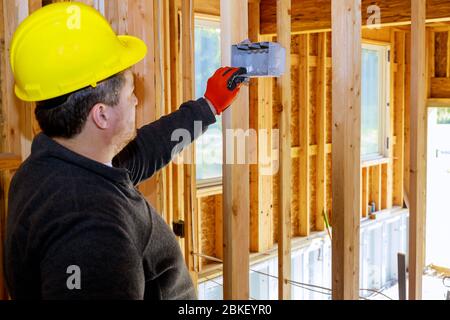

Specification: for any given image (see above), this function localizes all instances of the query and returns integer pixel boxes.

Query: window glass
[361,48,382,158]
[195,19,223,181]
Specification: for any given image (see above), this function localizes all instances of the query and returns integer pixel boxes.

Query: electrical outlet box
[173,220,185,238]
[231,40,286,78]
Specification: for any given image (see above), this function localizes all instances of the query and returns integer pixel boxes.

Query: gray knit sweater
[4,98,216,300]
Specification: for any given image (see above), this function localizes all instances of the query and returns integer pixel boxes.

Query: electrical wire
[250,269,387,300]
[194,252,395,300]
[192,252,223,263]
[288,281,332,297]
[359,288,394,300]
[250,268,331,294]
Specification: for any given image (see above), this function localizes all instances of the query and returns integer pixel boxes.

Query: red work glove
[204,67,245,115]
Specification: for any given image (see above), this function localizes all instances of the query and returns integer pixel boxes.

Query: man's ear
[90,103,110,130]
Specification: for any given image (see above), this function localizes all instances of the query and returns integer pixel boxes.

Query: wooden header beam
[409,0,427,300]
[220,0,250,300]
[331,0,361,300]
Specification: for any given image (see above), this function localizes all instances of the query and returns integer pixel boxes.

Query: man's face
[110,70,138,153]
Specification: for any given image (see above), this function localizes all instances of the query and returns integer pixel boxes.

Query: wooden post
[404,32,411,206]
[393,31,406,207]
[1,0,30,159]
[248,0,272,253]
[220,0,250,300]
[161,0,174,227]
[154,0,164,216]
[276,0,291,300]
[386,31,395,210]
[331,0,361,300]
[409,0,427,300]
[181,0,198,285]
[298,33,310,237]
[248,0,259,253]
[168,0,185,251]
[316,32,327,232]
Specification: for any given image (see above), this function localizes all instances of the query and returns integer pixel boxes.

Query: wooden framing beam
[386,31,395,210]
[0,154,21,171]
[331,0,361,300]
[370,165,381,212]
[168,0,185,251]
[404,32,411,205]
[1,0,30,159]
[249,0,273,253]
[381,163,389,210]
[215,195,223,260]
[249,0,259,253]
[447,30,450,78]
[428,29,435,97]
[430,77,450,98]
[393,31,406,207]
[220,0,250,300]
[161,0,174,227]
[276,0,292,300]
[315,32,327,232]
[427,98,450,107]
[362,168,369,217]
[181,0,199,285]
[154,0,165,216]
[409,0,427,300]
[298,33,310,237]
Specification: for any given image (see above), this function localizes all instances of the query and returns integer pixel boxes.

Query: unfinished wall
[197,24,423,271]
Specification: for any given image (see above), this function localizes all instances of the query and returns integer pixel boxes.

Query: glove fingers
[229,67,247,79]
[222,67,236,77]
[214,67,227,77]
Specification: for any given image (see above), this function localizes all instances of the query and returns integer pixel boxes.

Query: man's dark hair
[35,72,126,139]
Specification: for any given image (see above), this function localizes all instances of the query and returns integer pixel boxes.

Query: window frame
[361,42,391,163]
[194,14,223,188]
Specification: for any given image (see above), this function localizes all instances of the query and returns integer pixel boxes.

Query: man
[4,2,242,299]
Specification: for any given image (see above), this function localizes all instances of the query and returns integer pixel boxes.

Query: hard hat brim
[116,34,148,74]
[14,35,148,102]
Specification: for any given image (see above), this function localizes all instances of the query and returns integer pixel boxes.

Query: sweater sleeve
[40,219,145,300]
[112,98,217,186]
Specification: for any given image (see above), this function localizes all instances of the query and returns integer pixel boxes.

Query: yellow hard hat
[10,2,147,102]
